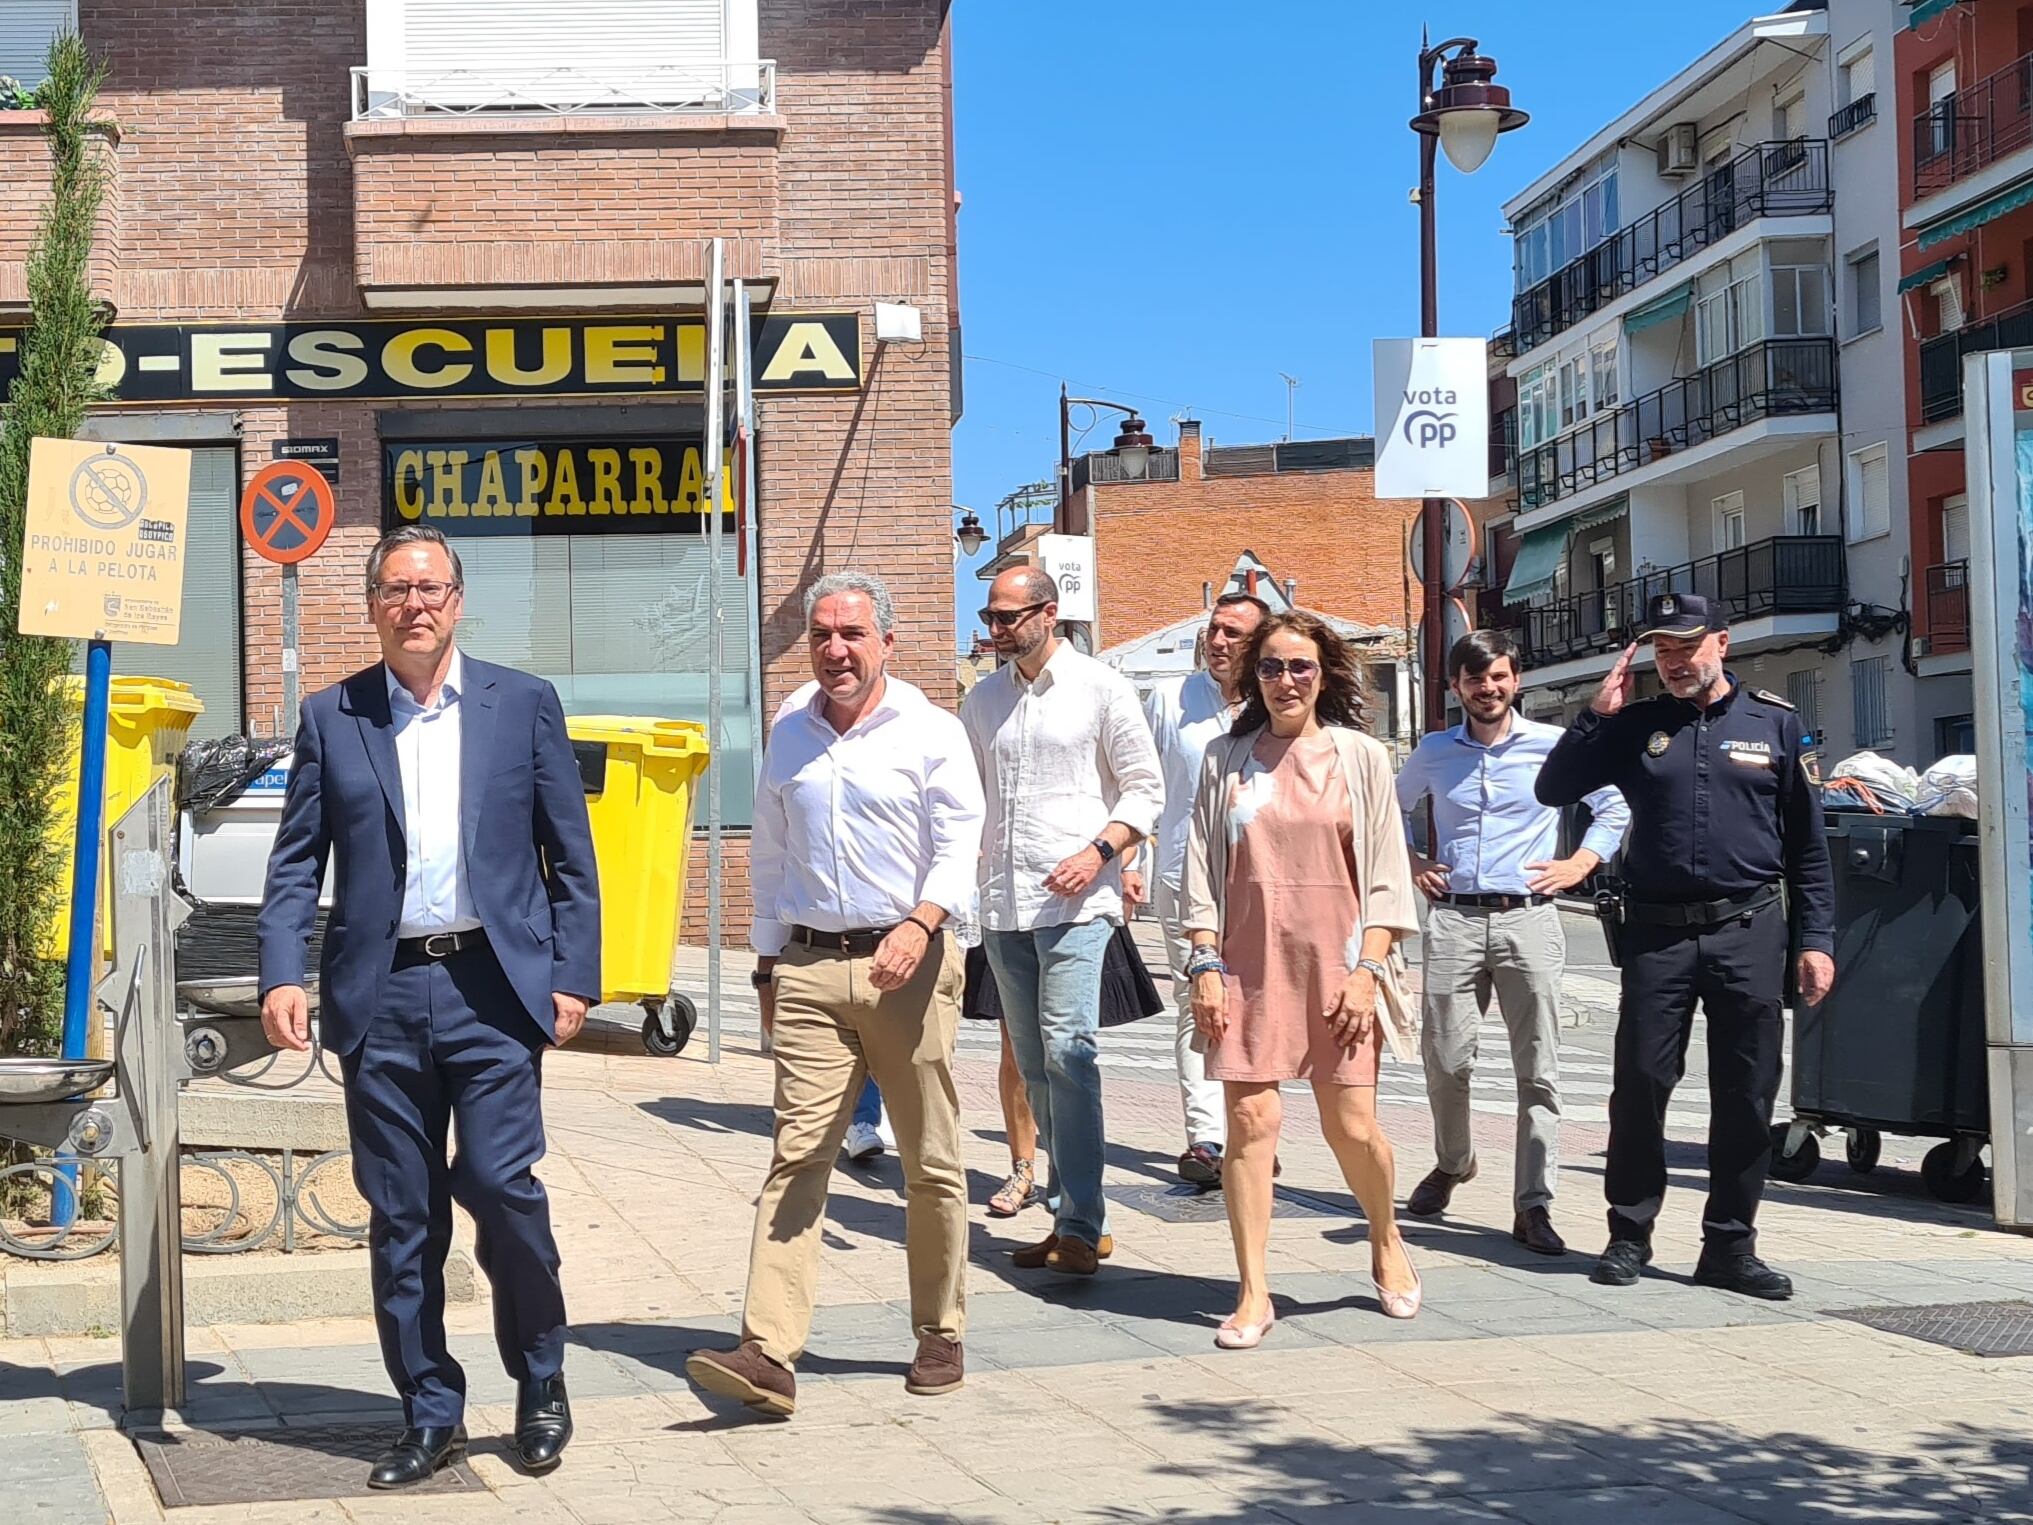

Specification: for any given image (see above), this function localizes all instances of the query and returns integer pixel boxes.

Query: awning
[1907,0,1958,29]
[1573,495,1629,533]
[1623,284,1693,336]
[1917,180,2033,250]
[1503,524,1567,604]
[1897,258,1951,294]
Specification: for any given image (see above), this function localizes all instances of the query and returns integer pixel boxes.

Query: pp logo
[1402,410,1459,450]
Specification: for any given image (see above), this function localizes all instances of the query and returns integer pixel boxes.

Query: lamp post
[1409,33,1527,734]
[1058,383,1153,532]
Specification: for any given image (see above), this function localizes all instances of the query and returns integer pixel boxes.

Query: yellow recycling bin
[46,675,206,960]
[565,715,711,1055]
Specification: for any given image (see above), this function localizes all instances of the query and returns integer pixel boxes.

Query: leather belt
[1438,892,1553,911]
[396,928,488,960]
[1624,885,1781,928]
[790,925,914,957]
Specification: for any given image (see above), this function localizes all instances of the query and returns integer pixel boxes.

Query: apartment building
[1477,1,1927,762]
[0,0,960,936]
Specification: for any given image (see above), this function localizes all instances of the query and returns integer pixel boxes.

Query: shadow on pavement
[862,1399,2033,1523]
[636,1095,776,1137]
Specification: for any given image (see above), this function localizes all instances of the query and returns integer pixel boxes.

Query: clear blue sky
[949,0,1761,637]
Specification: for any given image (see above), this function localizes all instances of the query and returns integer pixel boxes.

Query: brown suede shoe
[1045,1235,1101,1276]
[1010,1232,1115,1268]
[1405,1161,1477,1218]
[684,1341,796,1417]
[1512,1206,1567,1256]
[904,1334,964,1396]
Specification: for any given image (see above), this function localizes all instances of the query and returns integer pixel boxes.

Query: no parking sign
[240,459,336,732]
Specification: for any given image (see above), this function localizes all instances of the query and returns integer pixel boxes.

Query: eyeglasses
[1256,657,1321,684]
[371,580,461,609]
[978,601,1048,631]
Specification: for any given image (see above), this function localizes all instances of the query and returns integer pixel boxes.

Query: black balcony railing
[1490,407,1516,481]
[1914,51,2033,196]
[1491,324,1517,362]
[1495,535,1846,667]
[1511,139,1831,352]
[1919,298,2033,423]
[1517,338,1836,510]
[1927,559,1970,654]
[1829,92,1877,141]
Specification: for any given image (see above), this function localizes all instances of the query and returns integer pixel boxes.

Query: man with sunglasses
[962,567,1164,1276]
[259,525,599,1487]
[1143,591,1268,1185]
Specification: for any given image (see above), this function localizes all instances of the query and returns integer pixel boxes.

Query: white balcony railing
[349,61,776,122]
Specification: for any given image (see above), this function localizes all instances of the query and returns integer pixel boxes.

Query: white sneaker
[843,1122,885,1161]
[876,1110,896,1150]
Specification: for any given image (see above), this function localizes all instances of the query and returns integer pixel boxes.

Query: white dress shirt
[749,676,985,958]
[1395,714,1630,896]
[388,648,482,937]
[960,641,1165,933]
[1143,668,1239,894]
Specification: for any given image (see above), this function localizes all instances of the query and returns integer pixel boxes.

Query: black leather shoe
[512,1375,572,1473]
[1591,1239,1653,1286]
[1406,1161,1476,1218]
[1693,1252,1793,1302]
[1511,1206,1567,1256]
[367,1425,465,1490]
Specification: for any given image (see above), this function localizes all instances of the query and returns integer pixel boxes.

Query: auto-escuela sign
[384,437,735,534]
[0,312,861,406]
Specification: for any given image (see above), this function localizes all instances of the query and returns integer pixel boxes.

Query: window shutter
[1849,445,1890,542]
[0,1,75,82]
[399,0,734,108]
[1934,278,1965,333]
[1943,495,1970,563]
[1844,49,1875,105]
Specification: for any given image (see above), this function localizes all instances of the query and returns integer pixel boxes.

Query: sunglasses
[1256,656,1321,684]
[979,601,1048,630]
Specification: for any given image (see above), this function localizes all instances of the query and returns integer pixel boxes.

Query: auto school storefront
[4,309,866,831]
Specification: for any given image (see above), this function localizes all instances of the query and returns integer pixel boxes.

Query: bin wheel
[1921,1140,1987,1204]
[641,995,697,1058]
[1768,1124,1819,1182]
[1845,1128,1881,1175]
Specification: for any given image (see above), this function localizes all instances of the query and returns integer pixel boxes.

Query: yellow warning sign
[17,436,192,645]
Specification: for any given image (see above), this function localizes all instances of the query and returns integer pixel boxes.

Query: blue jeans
[985,920,1113,1245]
[853,1077,882,1129]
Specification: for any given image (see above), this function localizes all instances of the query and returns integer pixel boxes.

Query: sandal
[987,1159,1036,1218]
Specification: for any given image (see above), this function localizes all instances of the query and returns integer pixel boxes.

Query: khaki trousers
[741,936,967,1366]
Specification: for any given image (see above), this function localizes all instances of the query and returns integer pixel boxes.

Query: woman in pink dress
[1181,611,1423,1347]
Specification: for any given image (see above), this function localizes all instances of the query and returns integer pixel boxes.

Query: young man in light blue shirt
[1394,629,1629,1255]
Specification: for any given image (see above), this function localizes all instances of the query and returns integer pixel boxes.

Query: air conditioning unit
[1656,122,1700,178]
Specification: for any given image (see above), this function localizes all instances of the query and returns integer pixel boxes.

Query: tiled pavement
[3,946,2033,1522]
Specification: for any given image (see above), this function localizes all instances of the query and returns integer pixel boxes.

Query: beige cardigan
[1180,724,1421,1060]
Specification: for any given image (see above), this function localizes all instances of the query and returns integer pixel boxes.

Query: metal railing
[1491,324,1517,361]
[1919,297,2033,422]
[1518,338,1837,510]
[1511,139,1831,353]
[349,61,777,121]
[1490,407,1516,481]
[1927,559,1970,654]
[1496,534,1845,667]
[992,481,1057,548]
[1829,93,1877,140]
[1914,50,2033,195]
[1071,448,1180,490]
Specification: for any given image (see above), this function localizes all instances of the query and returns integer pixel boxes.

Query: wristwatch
[1090,837,1118,864]
[750,968,774,990]
[1356,958,1389,981]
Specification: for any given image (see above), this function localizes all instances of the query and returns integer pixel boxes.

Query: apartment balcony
[1913,50,2033,198]
[1500,535,1846,670]
[1919,298,2033,423]
[1926,559,1970,656]
[1828,92,1876,142]
[1071,449,1180,491]
[1511,139,1831,354]
[1518,338,1837,512]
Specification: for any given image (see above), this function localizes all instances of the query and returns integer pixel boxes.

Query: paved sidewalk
[4,949,2033,1523]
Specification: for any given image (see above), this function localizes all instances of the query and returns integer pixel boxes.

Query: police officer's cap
[1636,591,1726,641]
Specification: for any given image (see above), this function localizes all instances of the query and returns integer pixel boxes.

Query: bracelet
[1356,958,1388,980]
[1186,950,1227,978]
[903,914,939,940]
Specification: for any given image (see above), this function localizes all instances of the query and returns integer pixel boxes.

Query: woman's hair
[1231,610,1372,735]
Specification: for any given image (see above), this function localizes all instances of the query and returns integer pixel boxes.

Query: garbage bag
[1827,750,1921,814]
[176,735,290,814]
[1916,755,1979,818]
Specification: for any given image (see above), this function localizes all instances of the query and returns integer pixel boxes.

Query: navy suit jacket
[256,655,602,1057]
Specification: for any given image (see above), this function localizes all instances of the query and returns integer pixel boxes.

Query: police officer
[1536,591,1834,1300]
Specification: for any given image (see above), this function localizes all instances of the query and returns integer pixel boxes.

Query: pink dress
[1210,730,1382,1086]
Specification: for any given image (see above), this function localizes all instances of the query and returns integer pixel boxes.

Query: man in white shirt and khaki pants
[686,572,983,1419]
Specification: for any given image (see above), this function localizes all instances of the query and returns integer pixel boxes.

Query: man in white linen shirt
[1141,591,1266,1186]
[686,572,982,1419]
[961,567,1164,1278]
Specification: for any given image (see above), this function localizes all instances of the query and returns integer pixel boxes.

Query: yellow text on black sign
[383,439,736,535]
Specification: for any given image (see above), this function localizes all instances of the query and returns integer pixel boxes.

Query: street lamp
[1408,32,1527,736]
[1059,384,1154,527]
[955,506,987,557]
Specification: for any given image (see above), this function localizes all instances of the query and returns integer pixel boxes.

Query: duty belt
[1623,885,1781,928]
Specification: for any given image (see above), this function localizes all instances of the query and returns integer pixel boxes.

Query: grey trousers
[1420,902,1565,1212]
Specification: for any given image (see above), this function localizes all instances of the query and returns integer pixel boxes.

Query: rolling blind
[0,1,74,83]
[400,0,730,107]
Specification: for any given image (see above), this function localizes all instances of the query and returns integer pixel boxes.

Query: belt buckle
[423,932,453,959]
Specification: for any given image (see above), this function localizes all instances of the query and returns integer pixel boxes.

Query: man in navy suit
[258,524,600,1488]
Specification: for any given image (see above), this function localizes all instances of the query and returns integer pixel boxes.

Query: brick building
[0,0,961,940]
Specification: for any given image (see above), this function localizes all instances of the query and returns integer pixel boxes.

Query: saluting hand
[1592,643,1639,717]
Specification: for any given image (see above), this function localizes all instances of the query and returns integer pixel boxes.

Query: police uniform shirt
[1535,676,1834,953]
